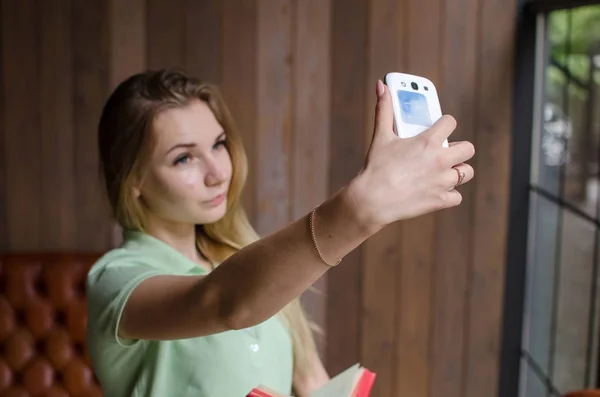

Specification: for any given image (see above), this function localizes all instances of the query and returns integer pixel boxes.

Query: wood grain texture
[72,0,112,251]
[394,0,442,394]
[466,0,516,396]
[362,1,405,395]
[109,0,146,89]
[429,0,480,396]
[185,0,222,85]
[108,0,147,248]
[396,216,435,397]
[255,0,293,236]
[0,0,6,251]
[2,0,41,251]
[146,0,185,70]
[292,0,332,358]
[40,0,76,251]
[221,0,258,224]
[327,0,368,376]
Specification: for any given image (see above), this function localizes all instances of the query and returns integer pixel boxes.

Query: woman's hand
[346,80,475,232]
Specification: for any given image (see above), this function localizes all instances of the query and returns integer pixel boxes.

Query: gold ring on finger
[453,167,465,187]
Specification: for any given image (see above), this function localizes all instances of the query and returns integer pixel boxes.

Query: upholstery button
[66,301,87,343]
[22,357,54,395]
[45,329,73,370]
[0,297,15,340]
[26,298,54,338]
[74,342,84,356]
[0,358,13,389]
[46,265,76,309]
[64,358,93,396]
[83,344,93,367]
[55,311,66,326]
[35,278,48,297]
[5,328,33,371]
[5,261,41,309]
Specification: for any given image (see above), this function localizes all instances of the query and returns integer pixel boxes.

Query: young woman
[86,68,475,397]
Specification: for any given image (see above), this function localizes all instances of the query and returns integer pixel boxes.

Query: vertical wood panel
[255,0,292,236]
[73,0,111,251]
[108,0,146,248]
[292,0,332,358]
[40,0,76,251]
[395,0,442,395]
[466,0,516,396]
[0,2,6,251]
[1,0,41,251]
[396,221,434,397]
[221,0,257,224]
[146,0,185,70]
[362,1,405,396]
[185,0,222,85]
[430,0,480,396]
[109,0,146,89]
[327,0,368,375]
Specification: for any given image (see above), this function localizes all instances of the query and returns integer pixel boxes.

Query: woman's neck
[143,216,212,271]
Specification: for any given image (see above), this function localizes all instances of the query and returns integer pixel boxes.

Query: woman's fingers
[443,163,475,190]
[444,141,476,168]
[422,115,458,146]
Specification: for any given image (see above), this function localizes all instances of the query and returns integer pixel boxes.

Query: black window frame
[502,1,600,396]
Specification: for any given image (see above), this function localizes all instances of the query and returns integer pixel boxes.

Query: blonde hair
[98,68,320,377]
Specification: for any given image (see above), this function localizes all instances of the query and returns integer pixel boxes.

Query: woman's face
[135,99,232,226]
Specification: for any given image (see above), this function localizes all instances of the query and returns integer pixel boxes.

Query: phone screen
[397,90,432,128]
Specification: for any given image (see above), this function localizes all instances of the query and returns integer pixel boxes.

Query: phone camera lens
[411,82,419,90]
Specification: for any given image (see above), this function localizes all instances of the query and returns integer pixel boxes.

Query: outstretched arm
[117,80,475,341]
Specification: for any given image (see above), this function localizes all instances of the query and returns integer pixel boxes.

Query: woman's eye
[174,154,192,165]
[213,140,227,150]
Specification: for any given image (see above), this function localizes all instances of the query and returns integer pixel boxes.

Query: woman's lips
[204,193,226,206]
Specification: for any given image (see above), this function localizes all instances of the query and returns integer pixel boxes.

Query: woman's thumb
[371,80,395,145]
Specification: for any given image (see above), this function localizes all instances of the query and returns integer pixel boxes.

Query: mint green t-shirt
[86,230,294,397]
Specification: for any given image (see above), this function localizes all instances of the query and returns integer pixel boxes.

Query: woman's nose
[204,158,227,186]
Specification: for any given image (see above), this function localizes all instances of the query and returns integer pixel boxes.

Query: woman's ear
[131,169,148,199]
[132,185,141,198]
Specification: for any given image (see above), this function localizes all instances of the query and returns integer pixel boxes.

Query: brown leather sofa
[0,254,102,396]
[5,253,598,397]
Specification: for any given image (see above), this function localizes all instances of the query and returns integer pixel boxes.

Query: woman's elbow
[214,290,255,331]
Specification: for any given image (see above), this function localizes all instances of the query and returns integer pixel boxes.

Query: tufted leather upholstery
[564,391,600,397]
[0,254,102,396]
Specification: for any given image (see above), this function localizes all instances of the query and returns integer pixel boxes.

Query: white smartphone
[383,72,448,147]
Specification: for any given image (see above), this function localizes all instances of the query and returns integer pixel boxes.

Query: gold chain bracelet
[309,207,342,267]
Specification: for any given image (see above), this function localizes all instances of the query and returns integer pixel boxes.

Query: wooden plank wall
[0,1,517,396]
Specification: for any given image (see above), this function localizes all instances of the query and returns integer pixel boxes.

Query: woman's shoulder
[91,246,154,271]
[86,246,165,290]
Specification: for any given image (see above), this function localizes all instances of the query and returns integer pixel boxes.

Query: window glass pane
[522,193,560,380]
[589,235,600,387]
[533,5,600,221]
[522,4,600,397]
[520,357,552,397]
[552,209,596,391]
[534,11,569,197]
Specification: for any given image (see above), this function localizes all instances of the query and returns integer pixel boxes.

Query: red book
[248,364,376,397]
